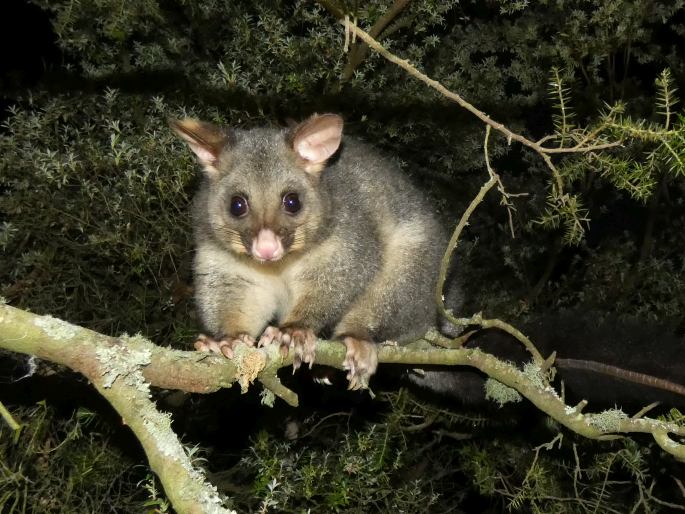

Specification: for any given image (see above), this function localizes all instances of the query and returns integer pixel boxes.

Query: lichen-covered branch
[2,303,685,463]
[92,352,233,514]
[0,304,235,513]
[382,338,685,461]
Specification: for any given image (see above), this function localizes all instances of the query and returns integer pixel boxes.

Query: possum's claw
[342,337,378,390]
[194,333,255,358]
[259,325,317,370]
[258,326,284,349]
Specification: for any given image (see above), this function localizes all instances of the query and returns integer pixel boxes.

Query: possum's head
[170,114,342,263]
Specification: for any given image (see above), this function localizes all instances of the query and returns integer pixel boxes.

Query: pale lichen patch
[140,404,235,513]
[143,410,188,463]
[485,378,523,406]
[198,487,235,514]
[522,361,547,389]
[466,347,484,362]
[233,345,267,393]
[260,387,276,407]
[586,409,628,432]
[262,342,283,362]
[34,315,78,340]
[95,344,152,392]
[122,332,155,346]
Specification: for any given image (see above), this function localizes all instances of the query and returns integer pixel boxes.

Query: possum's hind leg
[334,219,441,387]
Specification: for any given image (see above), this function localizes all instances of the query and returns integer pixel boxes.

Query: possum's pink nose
[252,229,284,261]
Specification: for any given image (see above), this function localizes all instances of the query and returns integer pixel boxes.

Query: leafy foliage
[206,392,685,513]
[0,401,152,513]
[0,91,205,342]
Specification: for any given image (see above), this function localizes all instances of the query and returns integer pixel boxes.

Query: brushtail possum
[170,114,445,388]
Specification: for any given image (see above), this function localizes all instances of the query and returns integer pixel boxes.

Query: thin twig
[339,20,568,191]
[341,0,412,80]
[436,129,497,322]
[435,127,545,364]
[258,374,299,407]
[0,401,21,432]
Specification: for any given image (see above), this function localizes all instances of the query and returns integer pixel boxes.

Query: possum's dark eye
[282,192,301,214]
[229,195,249,217]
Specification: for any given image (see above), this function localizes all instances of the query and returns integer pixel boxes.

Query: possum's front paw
[194,333,255,359]
[258,325,317,371]
[342,337,378,390]
[257,326,289,358]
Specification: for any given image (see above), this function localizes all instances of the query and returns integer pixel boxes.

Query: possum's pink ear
[290,114,343,174]
[169,118,232,176]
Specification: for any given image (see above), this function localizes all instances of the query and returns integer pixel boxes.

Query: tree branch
[336,19,624,197]
[436,127,544,364]
[3,303,685,470]
[0,304,235,514]
[341,0,412,81]
[316,0,414,81]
